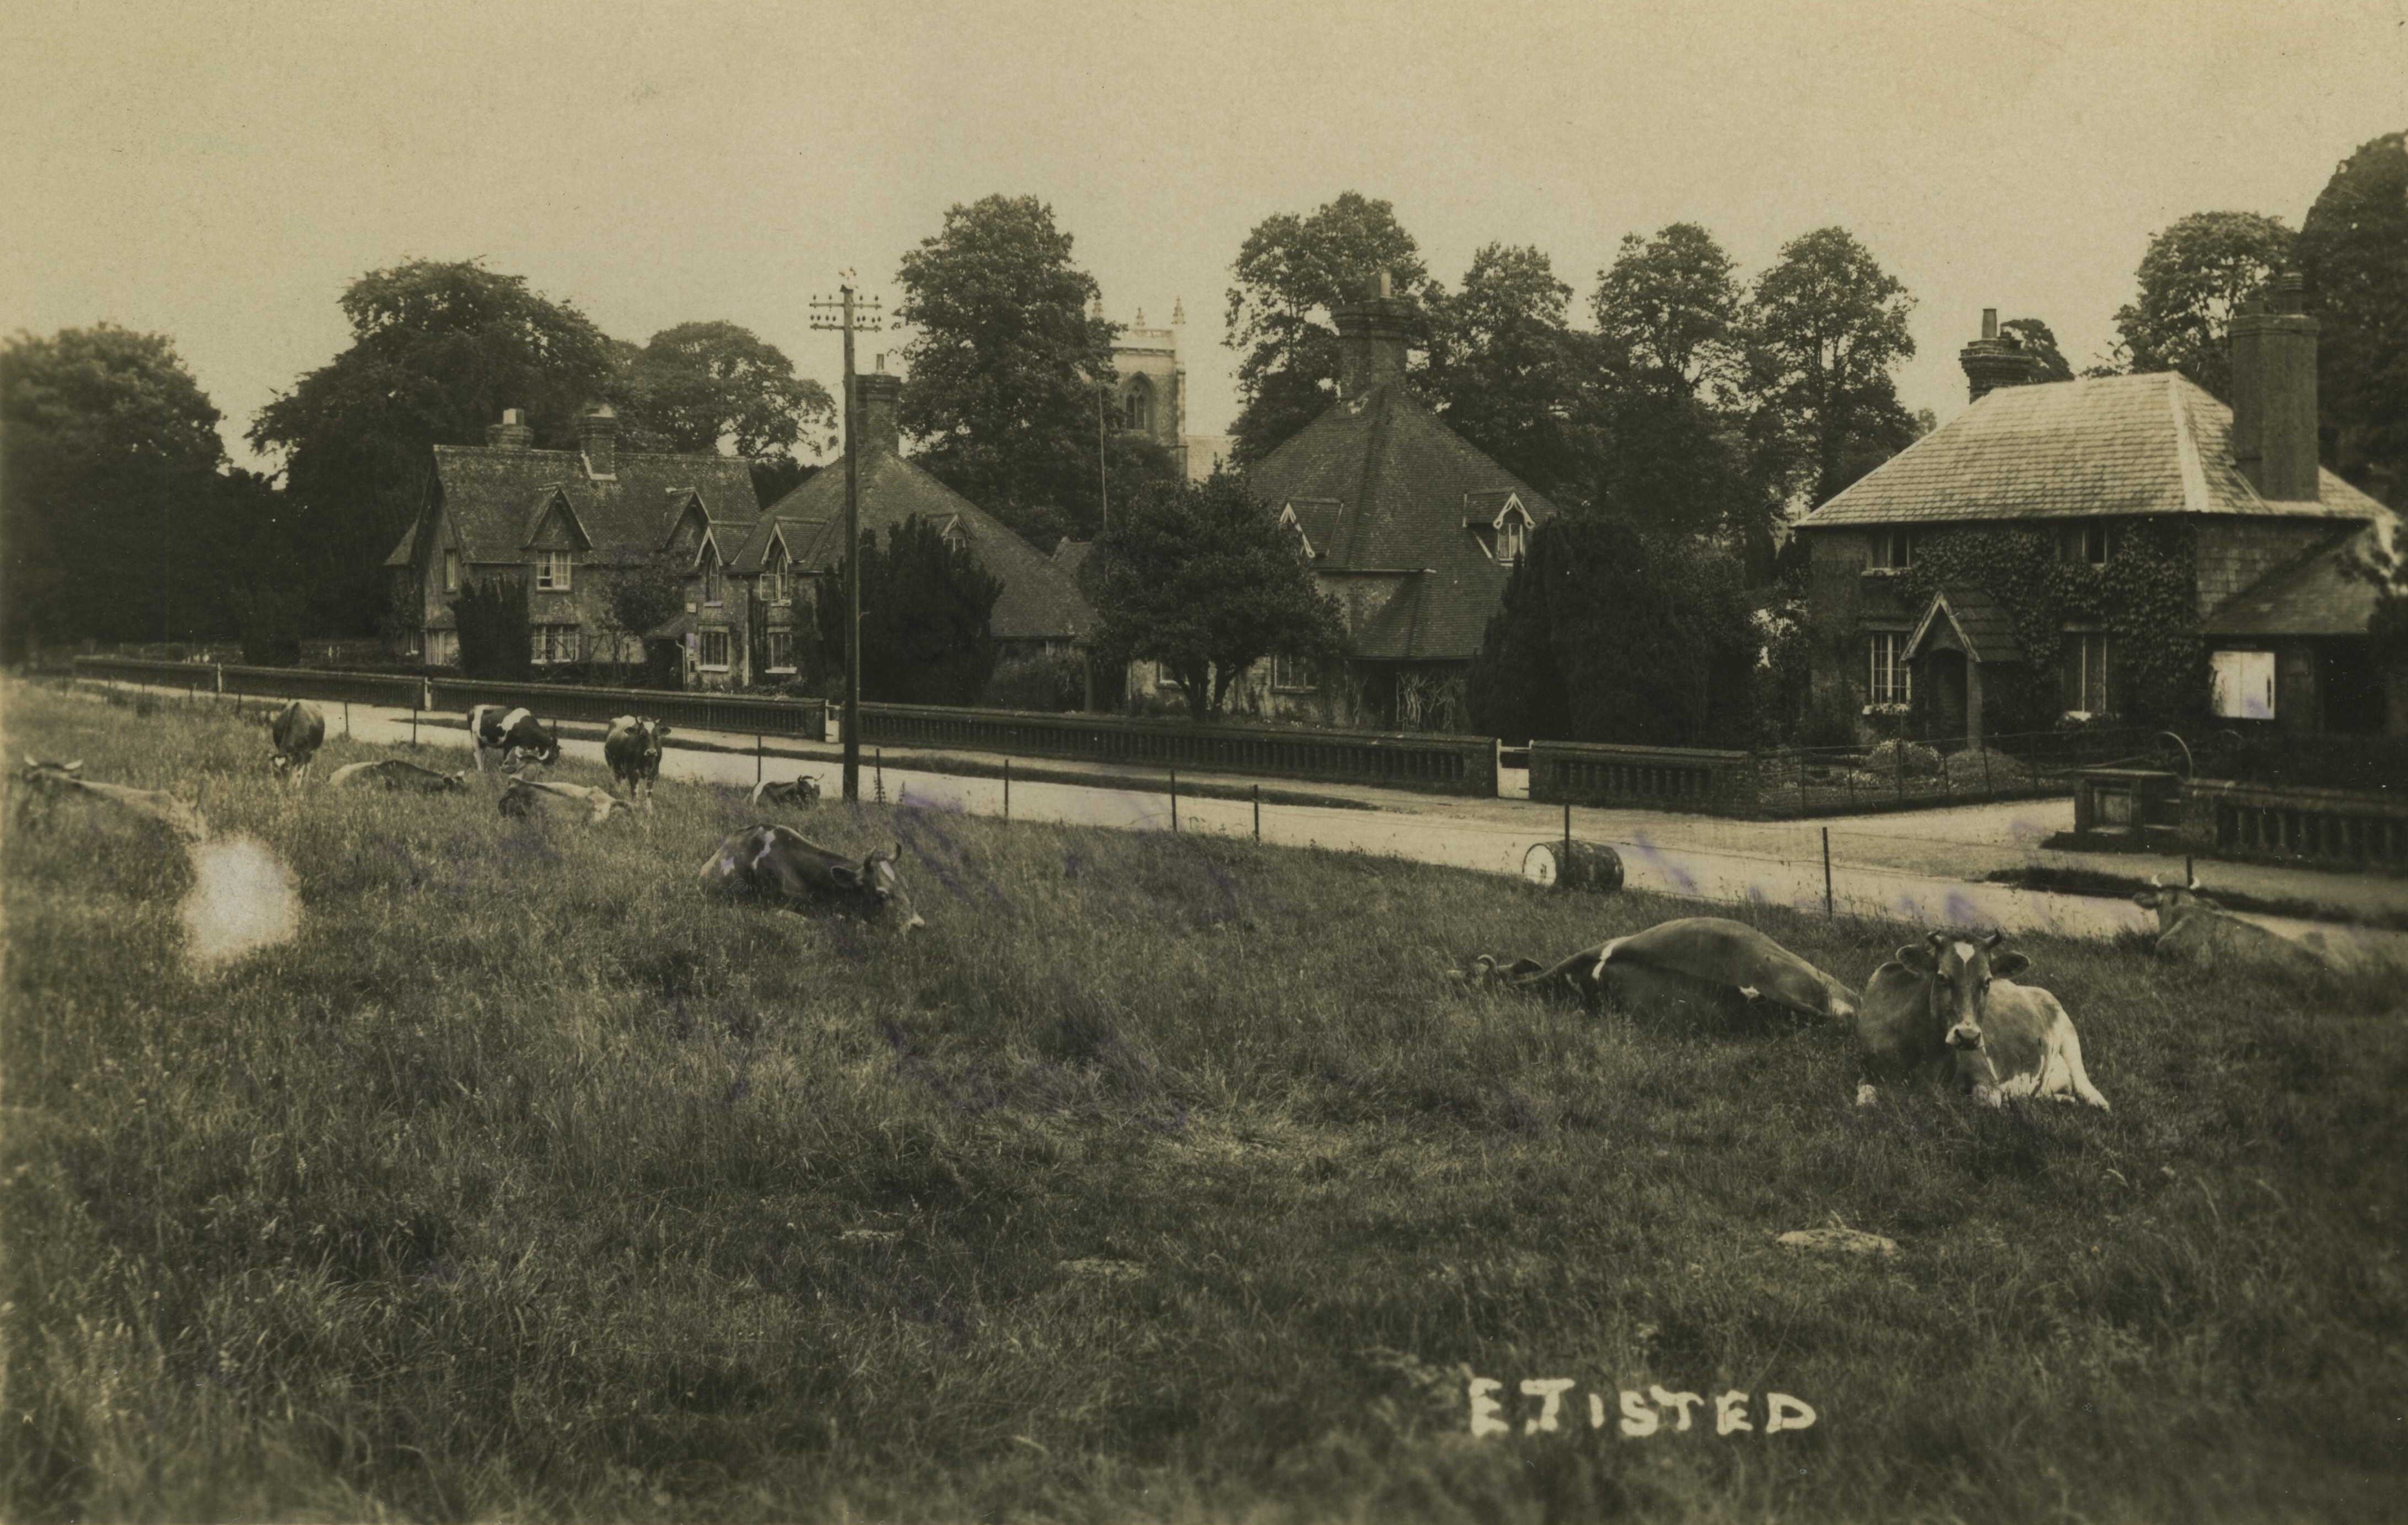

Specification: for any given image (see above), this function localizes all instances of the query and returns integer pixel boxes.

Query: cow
[698,825,923,931]
[15,756,208,841]
[498,775,634,825]
[327,758,469,793]
[1461,916,1859,1026]
[750,774,823,810]
[2132,875,2334,976]
[602,716,669,808]
[1853,929,2108,1111]
[467,705,560,774]
[265,700,326,779]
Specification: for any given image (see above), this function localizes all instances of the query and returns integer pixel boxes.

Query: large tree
[1592,223,1745,396]
[1421,244,1587,503]
[2299,131,2408,506]
[894,195,1132,543]
[615,320,836,462]
[1,324,229,657]
[1745,227,1920,508]
[250,259,616,635]
[1999,317,2076,382]
[1090,470,1347,720]
[2109,211,2296,400]
[1223,192,1432,462]
[815,516,1003,706]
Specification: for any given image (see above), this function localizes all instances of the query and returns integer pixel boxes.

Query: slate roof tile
[387,444,762,570]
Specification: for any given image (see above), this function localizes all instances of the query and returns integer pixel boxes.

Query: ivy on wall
[1893,520,2205,732]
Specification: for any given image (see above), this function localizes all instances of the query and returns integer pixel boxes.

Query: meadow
[3,678,2405,1523]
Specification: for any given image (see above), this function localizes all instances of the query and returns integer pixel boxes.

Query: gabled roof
[726,515,820,575]
[766,449,1097,643]
[522,487,592,551]
[2203,515,2398,638]
[384,443,762,570]
[1800,372,2388,529]
[1280,498,1345,559]
[1904,586,2026,664]
[1246,383,1561,661]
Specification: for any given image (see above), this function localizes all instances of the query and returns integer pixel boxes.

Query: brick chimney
[1333,270,1414,397]
[2228,271,2319,502]
[851,359,901,457]
[577,403,619,478]
[1959,308,2041,403]
[485,407,534,452]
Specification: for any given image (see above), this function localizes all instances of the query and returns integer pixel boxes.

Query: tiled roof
[1904,585,2027,664]
[766,448,1097,643]
[383,520,419,569]
[1245,383,1560,662]
[385,443,762,569]
[1051,540,1096,580]
[1800,372,2388,529]
[725,515,822,575]
[2203,516,2398,638]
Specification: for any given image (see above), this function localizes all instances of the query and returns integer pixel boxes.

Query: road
[100,682,2408,971]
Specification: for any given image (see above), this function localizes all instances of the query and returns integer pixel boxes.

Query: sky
[6,0,2405,473]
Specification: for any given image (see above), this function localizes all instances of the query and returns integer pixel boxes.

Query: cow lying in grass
[327,758,468,793]
[15,756,209,842]
[751,774,822,810]
[264,700,326,779]
[1461,917,1859,1025]
[498,775,635,825]
[1854,929,2109,1111]
[2132,875,2333,976]
[699,826,922,931]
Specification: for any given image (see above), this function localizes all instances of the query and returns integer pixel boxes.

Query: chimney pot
[486,408,535,452]
[1981,308,1998,341]
[1959,310,2042,404]
[577,403,619,477]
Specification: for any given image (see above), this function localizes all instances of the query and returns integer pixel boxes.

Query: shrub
[1863,738,1943,778]
[980,650,1087,713]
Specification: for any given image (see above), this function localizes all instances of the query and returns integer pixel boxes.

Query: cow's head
[523,725,562,766]
[644,720,668,757]
[1895,929,2028,1052]
[865,841,923,932]
[2132,874,2216,921]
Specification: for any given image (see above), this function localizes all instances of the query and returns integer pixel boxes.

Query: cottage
[1793,279,2395,745]
[1238,273,1562,726]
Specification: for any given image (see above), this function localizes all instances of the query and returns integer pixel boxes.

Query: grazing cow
[467,705,560,774]
[601,716,669,807]
[327,758,468,793]
[698,825,923,931]
[750,774,823,810]
[2132,875,2332,975]
[1853,929,2108,1111]
[1465,916,1859,1025]
[265,700,326,779]
[15,757,208,840]
[498,775,634,825]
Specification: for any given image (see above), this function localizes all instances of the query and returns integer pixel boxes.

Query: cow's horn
[1982,928,2006,948]
[2186,873,2202,891]
[1926,929,1951,947]
[2148,874,2164,888]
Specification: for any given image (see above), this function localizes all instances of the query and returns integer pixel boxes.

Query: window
[762,547,785,605]
[699,629,730,670]
[443,549,460,593]
[939,519,967,553]
[2060,520,2114,565]
[1273,653,1320,692]
[530,625,580,665]
[700,545,722,605]
[1121,379,1152,433]
[1867,632,1912,706]
[536,550,573,591]
[1496,515,1528,564]
[2061,632,2111,714]
[2210,649,2276,720]
[428,630,458,667]
[1869,530,1915,570]
[766,629,794,672]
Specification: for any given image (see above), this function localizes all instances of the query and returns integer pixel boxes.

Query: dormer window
[763,545,786,603]
[536,550,573,591]
[700,543,723,606]
[939,518,967,553]
[443,549,459,593]
[1481,495,1534,564]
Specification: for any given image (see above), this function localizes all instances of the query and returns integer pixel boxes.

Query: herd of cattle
[19,690,2363,1111]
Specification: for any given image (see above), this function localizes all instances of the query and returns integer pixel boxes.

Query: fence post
[1004,758,1011,820]
[411,704,418,746]
[1253,783,1260,843]
[1823,827,1834,917]
[1895,738,1906,808]
[1563,799,1572,864]
[757,735,764,786]
[1169,767,1179,833]
[1982,744,1993,797]
[343,699,351,740]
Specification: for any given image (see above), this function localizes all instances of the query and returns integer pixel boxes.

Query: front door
[1925,650,1969,744]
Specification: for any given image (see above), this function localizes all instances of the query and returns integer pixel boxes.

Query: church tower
[1104,298,1188,471]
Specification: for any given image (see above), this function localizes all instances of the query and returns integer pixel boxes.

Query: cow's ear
[1896,944,1936,974]
[1988,951,2030,979]
[2131,890,2159,908]
[828,862,862,887]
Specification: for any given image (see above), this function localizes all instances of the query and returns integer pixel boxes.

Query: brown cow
[2132,875,2333,976]
[1463,917,1860,1025]
[1853,929,2108,1111]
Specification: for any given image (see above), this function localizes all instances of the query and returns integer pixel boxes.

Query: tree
[1224,192,1432,462]
[1745,227,1920,508]
[1592,223,1745,396]
[615,321,836,462]
[593,553,686,684]
[1421,244,1586,502]
[815,516,1003,706]
[894,196,1130,543]
[2299,132,2408,506]
[453,574,531,680]
[2,324,228,658]
[250,259,616,637]
[2109,211,2296,400]
[1466,515,1757,747]
[1999,318,2076,382]
[1090,470,1348,720]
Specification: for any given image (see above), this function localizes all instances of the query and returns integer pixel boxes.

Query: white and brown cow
[1853,929,2109,1111]
[265,700,326,779]
[498,775,634,825]
[699,825,922,931]
[2132,875,2333,976]
[327,758,469,793]
[603,716,669,808]
[15,756,209,841]
[467,705,560,774]
[750,774,822,811]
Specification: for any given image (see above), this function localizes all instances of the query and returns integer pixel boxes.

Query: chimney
[852,361,902,457]
[485,407,534,452]
[1332,269,1414,397]
[2228,270,2319,502]
[577,403,619,478]
[1959,307,2042,403]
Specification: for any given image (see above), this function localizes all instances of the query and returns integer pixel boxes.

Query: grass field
[4,678,2406,1523]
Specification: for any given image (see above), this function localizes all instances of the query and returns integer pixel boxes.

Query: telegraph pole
[810,278,882,802]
